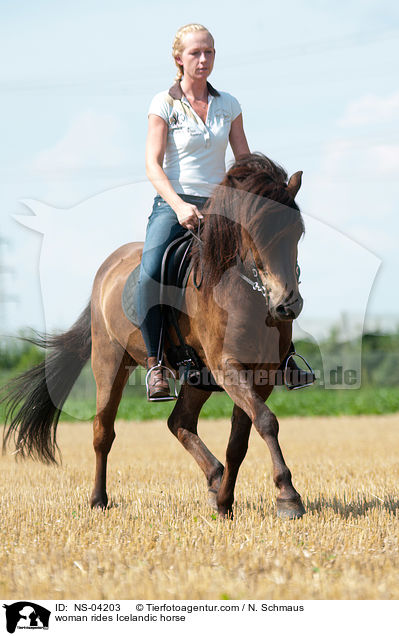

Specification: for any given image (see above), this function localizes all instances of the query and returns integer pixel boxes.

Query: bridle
[189,222,300,301]
[238,253,268,299]
[238,250,301,301]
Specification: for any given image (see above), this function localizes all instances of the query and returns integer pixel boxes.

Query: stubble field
[1,414,399,600]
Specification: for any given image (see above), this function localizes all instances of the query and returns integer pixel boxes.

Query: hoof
[208,489,218,510]
[90,495,108,510]
[218,508,234,520]
[277,497,306,520]
[217,501,234,519]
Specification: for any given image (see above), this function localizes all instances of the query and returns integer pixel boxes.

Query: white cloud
[300,95,399,327]
[339,91,399,126]
[320,136,399,179]
[30,109,128,176]
[374,143,399,174]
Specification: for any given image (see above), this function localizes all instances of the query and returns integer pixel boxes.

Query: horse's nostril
[276,305,295,320]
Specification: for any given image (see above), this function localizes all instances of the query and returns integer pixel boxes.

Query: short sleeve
[148,91,172,124]
[230,95,242,122]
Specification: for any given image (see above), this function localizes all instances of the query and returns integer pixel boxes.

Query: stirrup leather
[145,363,178,401]
[284,352,315,391]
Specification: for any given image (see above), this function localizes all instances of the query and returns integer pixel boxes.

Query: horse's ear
[287,171,303,198]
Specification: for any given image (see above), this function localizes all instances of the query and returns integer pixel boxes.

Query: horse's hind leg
[90,337,135,509]
[167,384,224,507]
[216,405,252,518]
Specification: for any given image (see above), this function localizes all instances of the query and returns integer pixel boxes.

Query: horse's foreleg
[90,339,134,509]
[216,405,252,518]
[253,399,305,519]
[217,361,305,519]
[167,384,224,506]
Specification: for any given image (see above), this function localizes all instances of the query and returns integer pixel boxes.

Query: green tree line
[1,328,398,420]
[1,328,399,386]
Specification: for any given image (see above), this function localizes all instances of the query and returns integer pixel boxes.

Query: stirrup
[145,363,178,402]
[284,352,316,391]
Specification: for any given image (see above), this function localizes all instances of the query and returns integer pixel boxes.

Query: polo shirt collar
[168,80,220,99]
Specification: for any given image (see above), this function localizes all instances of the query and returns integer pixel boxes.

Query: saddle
[121,232,223,392]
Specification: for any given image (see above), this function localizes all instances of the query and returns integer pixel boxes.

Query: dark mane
[191,153,304,293]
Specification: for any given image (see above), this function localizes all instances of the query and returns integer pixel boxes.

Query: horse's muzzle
[270,295,303,321]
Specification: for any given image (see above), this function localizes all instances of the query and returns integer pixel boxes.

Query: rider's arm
[145,114,183,209]
[145,114,202,229]
[229,113,250,159]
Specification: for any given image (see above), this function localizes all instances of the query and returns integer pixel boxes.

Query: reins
[188,219,204,289]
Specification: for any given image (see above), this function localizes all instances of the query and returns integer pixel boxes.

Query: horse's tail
[1,301,92,464]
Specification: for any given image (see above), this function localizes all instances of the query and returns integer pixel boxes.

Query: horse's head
[245,170,305,322]
[191,153,305,322]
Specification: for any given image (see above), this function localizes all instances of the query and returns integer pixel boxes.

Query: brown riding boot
[146,356,170,399]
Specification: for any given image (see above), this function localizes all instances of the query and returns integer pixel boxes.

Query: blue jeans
[137,193,208,358]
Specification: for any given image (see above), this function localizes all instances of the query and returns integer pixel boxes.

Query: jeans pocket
[148,198,174,222]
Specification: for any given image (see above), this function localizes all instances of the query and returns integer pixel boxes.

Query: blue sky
[0,0,398,342]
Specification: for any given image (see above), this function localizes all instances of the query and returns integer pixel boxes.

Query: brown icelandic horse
[2,153,306,519]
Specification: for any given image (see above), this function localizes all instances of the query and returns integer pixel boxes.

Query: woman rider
[138,23,250,399]
[139,23,312,400]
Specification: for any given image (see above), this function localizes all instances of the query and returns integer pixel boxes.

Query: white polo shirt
[148,81,242,197]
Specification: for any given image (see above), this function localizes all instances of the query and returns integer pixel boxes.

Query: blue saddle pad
[121,264,141,327]
[121,253,224,392]
[121,233,194,328]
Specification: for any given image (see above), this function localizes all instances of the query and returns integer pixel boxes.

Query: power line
[225,27,399,68]
[0,28,398,94]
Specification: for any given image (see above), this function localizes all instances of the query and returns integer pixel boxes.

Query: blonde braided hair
[172,23,214,82]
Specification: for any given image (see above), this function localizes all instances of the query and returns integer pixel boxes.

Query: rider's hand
[174,201,203,231]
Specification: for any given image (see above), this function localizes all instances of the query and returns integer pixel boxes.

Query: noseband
[238,250,301,303]
[238,252,268,299]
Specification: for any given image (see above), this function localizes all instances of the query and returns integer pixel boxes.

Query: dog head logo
[3,602,50,633]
